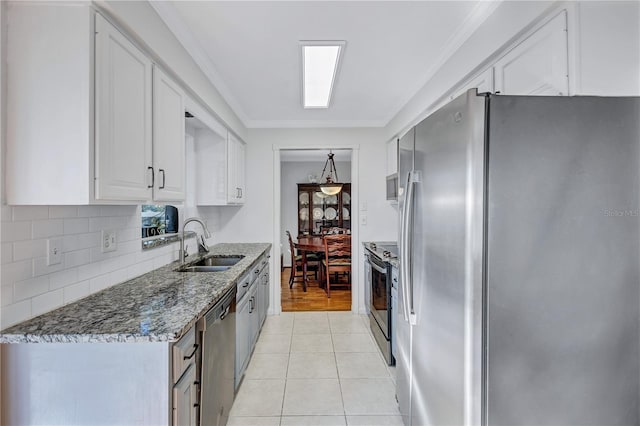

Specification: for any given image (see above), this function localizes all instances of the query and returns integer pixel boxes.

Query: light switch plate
[47,238,62,266]
[102,230,117,253]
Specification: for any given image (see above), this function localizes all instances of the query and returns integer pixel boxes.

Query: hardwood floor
[280,267,351,312]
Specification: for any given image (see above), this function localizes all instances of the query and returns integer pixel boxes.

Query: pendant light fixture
[319,151,343,195]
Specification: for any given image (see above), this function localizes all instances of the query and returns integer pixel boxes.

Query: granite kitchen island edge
[0,242,272,343]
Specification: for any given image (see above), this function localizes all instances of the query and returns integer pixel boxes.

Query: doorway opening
[279,149,353,312]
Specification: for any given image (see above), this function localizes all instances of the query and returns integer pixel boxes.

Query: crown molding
[149,0,251,126]
[382,0,503,128]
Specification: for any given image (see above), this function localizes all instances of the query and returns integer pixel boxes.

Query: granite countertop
[363,241,399,268]
[0,243,271,344]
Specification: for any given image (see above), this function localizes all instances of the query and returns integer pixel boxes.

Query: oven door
[367,253,390,337]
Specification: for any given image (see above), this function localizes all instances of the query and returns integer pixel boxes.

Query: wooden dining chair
[286,231,319,288]
[321,234,352,298]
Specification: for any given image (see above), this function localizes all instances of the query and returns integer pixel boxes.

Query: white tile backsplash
[31,289,64,317]
[49,268,80,291]
[32,219,64,239]
[48,206,78,219]
[0,203,209,330]
[1,221,32,242]
[13,239,47,261]
[13,276,49,302]
[63,280,90,304]
[13,206,49,221]
[63,218,89,235]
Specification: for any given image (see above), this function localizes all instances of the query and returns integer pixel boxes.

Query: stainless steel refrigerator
[397,90,640,426]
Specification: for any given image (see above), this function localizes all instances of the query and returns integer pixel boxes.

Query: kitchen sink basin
[193,255,244,267]
[180,265,232,273]
[177,255,245,272]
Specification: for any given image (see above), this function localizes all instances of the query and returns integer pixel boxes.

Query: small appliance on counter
[364,242,398,365]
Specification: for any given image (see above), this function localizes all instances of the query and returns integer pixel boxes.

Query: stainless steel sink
[193,255,244,267]
[180,265,232,273]
[177,255,244,272]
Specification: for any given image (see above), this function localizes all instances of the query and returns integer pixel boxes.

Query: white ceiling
[151,1,497,128]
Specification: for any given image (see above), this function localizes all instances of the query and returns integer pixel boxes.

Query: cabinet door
[494,11,569,95]
[236,140,246,203]
[259,269,269,326]
[227,134,246,204]
[235,294,251,388]
[386,139,398,176]
[95,13,153,201]
[173,364,198,426]
[153,66,186,201]
[249,284,260,346]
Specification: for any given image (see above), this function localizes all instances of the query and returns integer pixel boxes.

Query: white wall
[280,160,351,267]
[384,1,640,141]
[232,128,397,314]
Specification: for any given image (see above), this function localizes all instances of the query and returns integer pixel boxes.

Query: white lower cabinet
[173,364,198,426]
[235,280,253,388]
[235,255,269,389]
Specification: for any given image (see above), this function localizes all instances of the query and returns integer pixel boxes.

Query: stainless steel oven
[366,250,395,365]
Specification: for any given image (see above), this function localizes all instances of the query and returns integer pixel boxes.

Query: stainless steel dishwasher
[200,286,236,426]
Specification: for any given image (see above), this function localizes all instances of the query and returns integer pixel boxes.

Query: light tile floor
[228,312,401,426]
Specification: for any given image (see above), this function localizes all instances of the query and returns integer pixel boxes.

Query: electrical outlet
[360,215,368,226]
[47,238,62,266]
[102,230,117,253]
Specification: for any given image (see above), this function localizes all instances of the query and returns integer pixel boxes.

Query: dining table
[294,235,326,291]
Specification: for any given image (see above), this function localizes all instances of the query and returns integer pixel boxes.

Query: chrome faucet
[180,217,212,265]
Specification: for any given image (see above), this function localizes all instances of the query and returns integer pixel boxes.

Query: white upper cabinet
[6,3,94,205]
[228,134,246,205]
[5,3,187,205]
[386,138,398,176]
[494,11,569,96]
[189,97,246,206]
[95,13,153,201]
[152,66,186,202]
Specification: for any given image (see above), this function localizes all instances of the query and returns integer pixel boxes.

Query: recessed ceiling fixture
[301,41,345,109]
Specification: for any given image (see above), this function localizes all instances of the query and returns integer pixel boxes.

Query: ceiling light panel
[302,42,345,108]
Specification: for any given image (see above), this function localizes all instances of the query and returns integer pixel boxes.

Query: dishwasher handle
[219,305,231,321]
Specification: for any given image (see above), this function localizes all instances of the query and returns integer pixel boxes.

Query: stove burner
[370,242,377,250]
[383,250,391,258]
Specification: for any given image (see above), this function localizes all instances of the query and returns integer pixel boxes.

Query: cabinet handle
[239,188,243,198]
[193,403,200,408]
[193,380,200,385]
[159,169,166,189]
[243,281,250,288]
[249,297,254,313]
[147,166,154,189]
[183,343,198,360]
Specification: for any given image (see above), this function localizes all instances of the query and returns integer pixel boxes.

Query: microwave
[386,173,398,201]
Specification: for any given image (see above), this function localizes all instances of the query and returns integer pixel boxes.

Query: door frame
[272,145,361,315]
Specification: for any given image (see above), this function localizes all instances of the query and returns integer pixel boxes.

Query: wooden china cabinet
[297,183,351,236]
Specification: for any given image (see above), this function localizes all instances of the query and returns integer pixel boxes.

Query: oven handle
[368,258,388,274]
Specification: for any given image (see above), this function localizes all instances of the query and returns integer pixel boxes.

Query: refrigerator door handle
[400,170,419,325]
